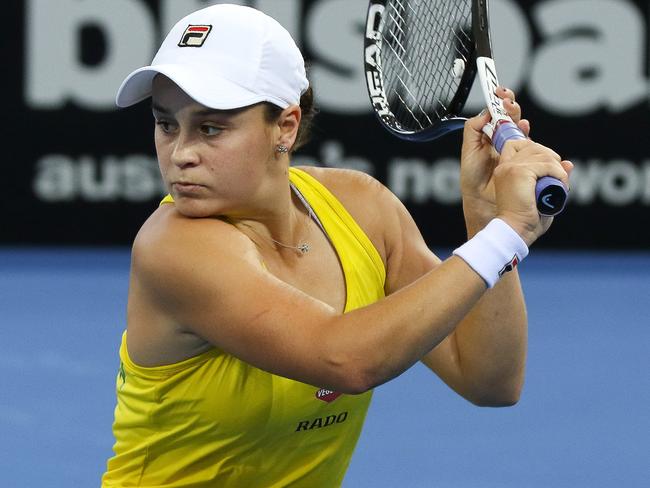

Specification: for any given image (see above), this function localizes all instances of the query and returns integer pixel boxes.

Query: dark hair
[263,85,317,153]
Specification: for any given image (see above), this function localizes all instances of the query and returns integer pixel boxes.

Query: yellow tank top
[102,168,386,487]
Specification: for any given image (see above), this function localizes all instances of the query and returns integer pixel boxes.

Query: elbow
[338,383,373,396]
[467,385,523,408]
[332,368,379,395]
[322,355,387,395]
[317,329,397,395]
[461,368,525,407]
[471,395,520,408]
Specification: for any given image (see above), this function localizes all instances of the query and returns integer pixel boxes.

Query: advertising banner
[4,0,649,248]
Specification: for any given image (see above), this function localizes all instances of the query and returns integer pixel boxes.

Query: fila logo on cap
[178,25,213,47]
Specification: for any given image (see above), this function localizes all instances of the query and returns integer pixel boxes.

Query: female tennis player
[102,4,571,487]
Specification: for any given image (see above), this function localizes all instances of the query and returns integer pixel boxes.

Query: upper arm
[132,211,357,390]
[326,173,466,386]
[380,190,443,295]
[303,169,472,391]
[339,178,521,401]
[379,197,469,389]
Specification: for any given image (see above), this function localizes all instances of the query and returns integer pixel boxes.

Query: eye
[155,120,174,133]
[200,124,222,136]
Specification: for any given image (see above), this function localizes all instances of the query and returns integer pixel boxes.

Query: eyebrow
[151,103,171,115]
[151,102,247,118]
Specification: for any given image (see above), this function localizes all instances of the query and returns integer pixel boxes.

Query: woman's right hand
[493,140,573,246]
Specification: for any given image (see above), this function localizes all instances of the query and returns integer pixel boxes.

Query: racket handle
[493,120,568,217]
[492,120,526,153]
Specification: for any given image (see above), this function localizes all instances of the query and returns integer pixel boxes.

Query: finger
[496,87,523,123]
[517,118,531,138]
[499,138,536,160]
[463,109,493,147]
[561,160,574,188]
[512,141,562,163]
[517,159,572,188]
[465,109,492,133]
[502,97,522,123]
[535,161,571,188]
[497,86,516,102]
[536,143,562,162]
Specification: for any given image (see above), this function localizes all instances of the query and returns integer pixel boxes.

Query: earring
[276,144,289,154]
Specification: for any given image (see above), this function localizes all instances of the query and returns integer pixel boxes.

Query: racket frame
[363,0,568,215]
[473,0,568,215]
[363,0,476,141]
[473,0,521,140]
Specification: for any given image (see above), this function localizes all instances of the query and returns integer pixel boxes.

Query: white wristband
[452,218,529,288]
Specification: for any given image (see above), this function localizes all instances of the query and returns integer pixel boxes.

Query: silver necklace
[240,223,310,254]
[243,184,314,255]
[268,237,310,254]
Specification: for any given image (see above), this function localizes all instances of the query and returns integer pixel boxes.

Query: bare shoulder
[297,166,387,201]
[132,205,261,293]
[296,166,402,263]
[126,205,267,365]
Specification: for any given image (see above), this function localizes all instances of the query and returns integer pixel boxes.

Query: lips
[172,182,204,192]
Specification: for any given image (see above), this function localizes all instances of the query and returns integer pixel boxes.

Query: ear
[276,104,302,151]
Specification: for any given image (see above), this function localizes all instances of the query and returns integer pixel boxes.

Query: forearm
[327,256,487,393]
[451,269,527,404]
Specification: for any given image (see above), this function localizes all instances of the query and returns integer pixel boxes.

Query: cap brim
[115,64,290,110]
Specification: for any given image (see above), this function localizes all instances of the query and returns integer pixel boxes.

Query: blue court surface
[0,248,648,488]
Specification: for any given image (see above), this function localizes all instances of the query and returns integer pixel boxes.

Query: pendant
[297,243,310,254]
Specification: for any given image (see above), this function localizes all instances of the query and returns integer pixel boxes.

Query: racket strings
[378,0,473,132]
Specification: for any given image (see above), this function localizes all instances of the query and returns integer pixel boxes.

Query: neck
[231,181,312,255]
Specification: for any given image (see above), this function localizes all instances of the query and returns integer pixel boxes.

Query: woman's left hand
[459,87,530,236]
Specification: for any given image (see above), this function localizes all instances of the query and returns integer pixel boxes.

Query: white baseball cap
[116,4,309,110]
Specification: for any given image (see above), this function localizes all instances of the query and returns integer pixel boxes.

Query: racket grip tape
[493,120,568,217]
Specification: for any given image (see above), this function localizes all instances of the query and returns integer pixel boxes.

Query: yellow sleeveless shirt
[102,168,386,487]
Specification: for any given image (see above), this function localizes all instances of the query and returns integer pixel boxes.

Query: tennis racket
[364,0,568,216]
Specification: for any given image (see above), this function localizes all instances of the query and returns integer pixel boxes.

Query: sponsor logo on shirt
[295,411,348,432]
[315,388,342,403]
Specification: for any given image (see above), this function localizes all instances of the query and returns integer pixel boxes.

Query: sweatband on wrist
[452,218,529,288]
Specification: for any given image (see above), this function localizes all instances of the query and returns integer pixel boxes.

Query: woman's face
[151,75,280,219]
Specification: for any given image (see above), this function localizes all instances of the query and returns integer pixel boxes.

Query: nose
[170,131,200,170]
